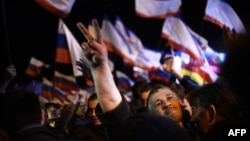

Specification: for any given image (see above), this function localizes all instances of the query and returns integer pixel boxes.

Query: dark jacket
[10,125,87,141]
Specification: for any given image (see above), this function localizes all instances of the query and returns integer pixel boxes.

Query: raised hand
[76,59,93,81]
[222,25,237,43]
[76,19,108,69]
[76,19,122,112]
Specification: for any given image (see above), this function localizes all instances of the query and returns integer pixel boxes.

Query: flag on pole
[135,0,181,19]
[204,0,246,34]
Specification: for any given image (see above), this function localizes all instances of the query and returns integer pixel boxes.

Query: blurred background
[1,0,249,88]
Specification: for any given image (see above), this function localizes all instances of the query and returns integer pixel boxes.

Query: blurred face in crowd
[147,87,184,126]
[191,106,212,134]
[140,90,150,109]
[87,98,102,125]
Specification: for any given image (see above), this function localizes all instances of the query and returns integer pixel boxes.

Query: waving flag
[115,70,134,102]
[101,16,136,65]
[171,50,219,85]
[135,47,162,70]
[181,62,219,85]
[161,18,220,85]
[204,0,246,34]
[41,77,67,104]
[161,16,205,66]
[35,0,75,18]
[149,68,171,83]
[133,67,150,82]
[53,70,80,92]
[135,0,181,19]
[56,19,87,77]
[25,57,50,78]
[114,16,161,70]
[115,16,144,53]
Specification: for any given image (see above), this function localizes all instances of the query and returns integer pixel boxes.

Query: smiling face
[147,87,183,126]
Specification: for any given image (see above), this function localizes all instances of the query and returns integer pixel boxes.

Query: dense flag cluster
[27,0,246,105]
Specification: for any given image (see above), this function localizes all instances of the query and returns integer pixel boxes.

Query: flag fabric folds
[53,70,80,92]
[115,70,134,102]
[56,19,86,77]
[25,57,50,78]
[161,16,220,84]
[114,16,161,70]
[204,0,246,34]
[35,0,75,18]
[55,28,72,64]
[41,77,67,104]
[149,69,171,83]
[135,0,181,19]
[161,16,205,66]
[101,16,136,65]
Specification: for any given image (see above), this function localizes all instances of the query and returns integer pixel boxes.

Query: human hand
[161,56,183,79]
[76,19,108,69]
[76,59,93,81]
[161,55,174,72]
[222,25,237,43]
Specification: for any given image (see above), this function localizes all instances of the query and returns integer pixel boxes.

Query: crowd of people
[1,19,249,141]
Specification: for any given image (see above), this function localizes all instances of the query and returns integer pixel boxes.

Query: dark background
[1,0,249,86]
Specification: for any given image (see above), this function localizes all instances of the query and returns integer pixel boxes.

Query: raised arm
[76,19,122,112]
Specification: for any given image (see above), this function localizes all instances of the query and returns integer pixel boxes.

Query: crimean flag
[161,16,205,66]
[101,16,135,65]
[135,0,181,19]
[204,0,246,34]
[35,0,76,19]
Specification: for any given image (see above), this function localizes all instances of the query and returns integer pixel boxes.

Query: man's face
[148,88,183,124]
[87,99,102,125]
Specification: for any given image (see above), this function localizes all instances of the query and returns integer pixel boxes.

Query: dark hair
[188,82,243,120]
[87,92,98,102]
[131,81,148,99]
[148,81,185,100]
[1,88,42,134]
[220,32,250,121]
[85,93,98,117]
[111,112,192,141]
